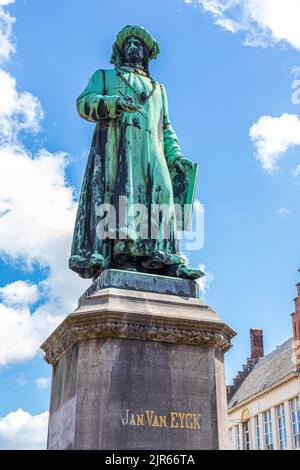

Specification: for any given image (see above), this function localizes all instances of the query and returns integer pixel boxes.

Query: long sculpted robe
[69,66,186,279]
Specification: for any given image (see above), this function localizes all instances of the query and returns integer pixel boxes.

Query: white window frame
[290,396,300,449]
[235,425,241,450]
[254,415,261,450]
[263,409,274,450]
[242,420,251,450]
[276,403,287,450]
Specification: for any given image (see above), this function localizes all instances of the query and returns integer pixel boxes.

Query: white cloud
[0,409,48,450]
[293,164,300,177]
[0,303,62,365]
[0,2,15,62]
[0,70,44,142]
[0,145,75,265]
[292,66,300,77]
[186,2,300,173]
[34,377,51,390]
[277,207,290,217]
[250,114,300,172]
[0,281,39,306]
[15,373,27,387]
[0,143,88,310]
[197,264,214,297]
[0,1,88,366]
[185,0,300,51]
[0,143,88,365]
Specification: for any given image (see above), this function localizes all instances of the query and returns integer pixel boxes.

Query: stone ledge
[78,269,200,306]
[41,288,236,365]
[76,287,217,323]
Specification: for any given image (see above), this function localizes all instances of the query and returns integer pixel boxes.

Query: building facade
[227,278,300,450]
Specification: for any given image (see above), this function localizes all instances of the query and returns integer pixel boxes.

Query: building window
[243,421,250,450]
[290,397,300,448]
[263,410,274,450]
[254,415,261,450]
[276,404,287,450]
[235,425,241,450]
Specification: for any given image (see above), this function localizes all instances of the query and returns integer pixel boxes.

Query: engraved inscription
[121,409,201,430]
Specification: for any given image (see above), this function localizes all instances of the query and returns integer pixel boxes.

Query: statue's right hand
[117,96,140,114]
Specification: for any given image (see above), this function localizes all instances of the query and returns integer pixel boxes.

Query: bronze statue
[69,25,203,280]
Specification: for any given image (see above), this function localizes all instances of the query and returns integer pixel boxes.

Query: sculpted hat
[110,25,160,66]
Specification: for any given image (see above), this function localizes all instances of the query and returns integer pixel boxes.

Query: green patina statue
[69,25,203,280]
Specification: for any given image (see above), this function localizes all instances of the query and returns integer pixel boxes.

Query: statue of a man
[69,25,203,280]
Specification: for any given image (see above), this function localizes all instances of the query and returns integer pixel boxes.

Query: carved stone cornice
[42,314,234,365]
[41,288,236,365]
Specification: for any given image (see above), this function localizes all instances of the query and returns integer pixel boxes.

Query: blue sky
[1,0,300,449]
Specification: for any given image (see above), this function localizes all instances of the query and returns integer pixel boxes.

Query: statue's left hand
[174,157,194,173]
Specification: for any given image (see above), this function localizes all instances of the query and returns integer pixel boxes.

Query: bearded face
[122,36,145,67]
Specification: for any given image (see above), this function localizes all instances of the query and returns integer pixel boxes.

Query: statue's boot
[141,251,167,271]
[119,262,138,272]
[112,241,139,272]
[164,264,205,280]
[69,253,107,279]
[112,257,139,272]
[176,264,205,280]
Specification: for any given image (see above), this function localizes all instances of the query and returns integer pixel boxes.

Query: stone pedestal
[41,270,235,450]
